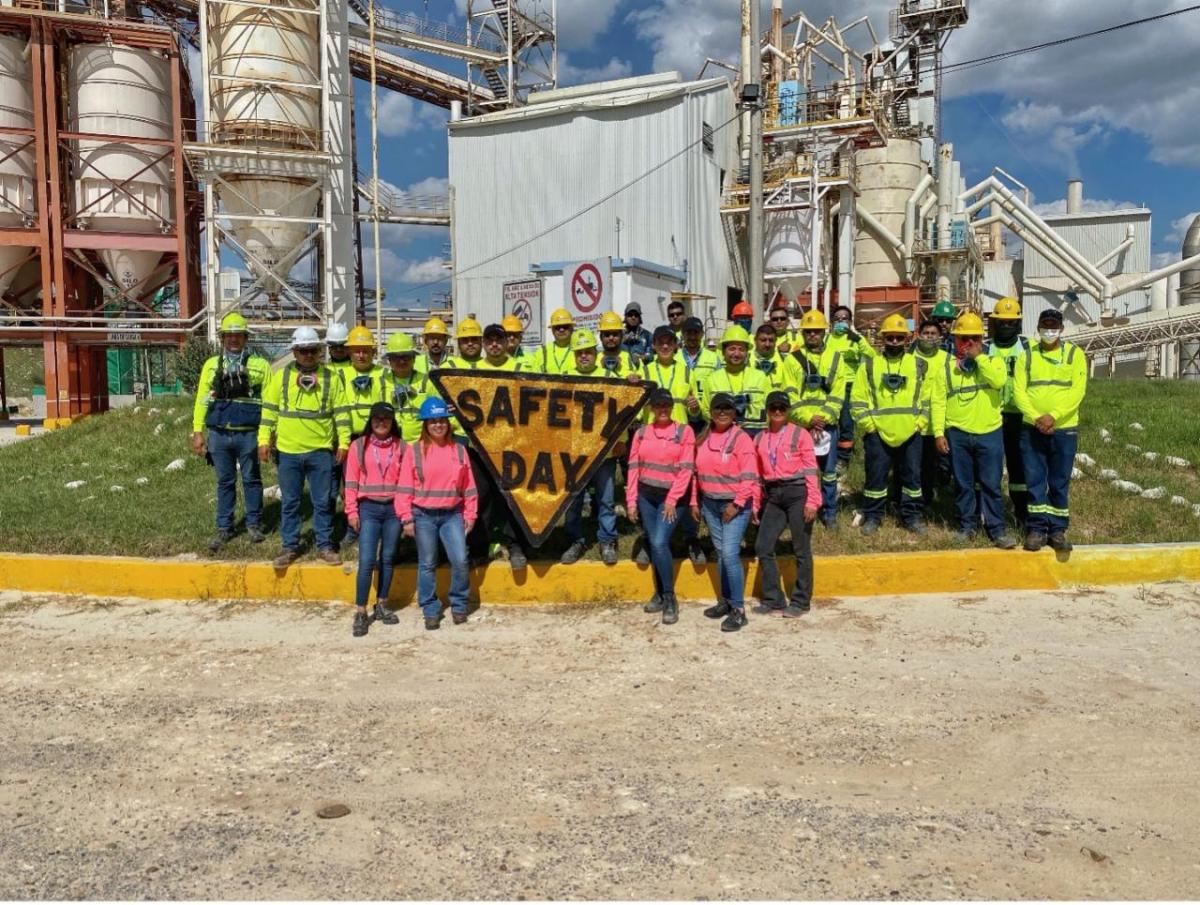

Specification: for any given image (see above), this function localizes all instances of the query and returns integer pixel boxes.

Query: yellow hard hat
[799,309,828,331]
[423,317,448,336]
[346,325,375,348]
[951,312,985,336]
[720,324,752,347]
[992,297,1022,320]
[879,313,910,336]
[549,308,575,329]
[598,311,623,332]
[571,328,598,352]
[456,318,483,340]
[219,312,248,334]
[385,333,416,356]
[501,315,524,334]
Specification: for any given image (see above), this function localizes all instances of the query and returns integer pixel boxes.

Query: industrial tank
[208,1,321,299]
[0,34,36,298]
[854,138,922,288]
[1181,214,1200,380]
[69,44,174,295]
[763,213,815,303]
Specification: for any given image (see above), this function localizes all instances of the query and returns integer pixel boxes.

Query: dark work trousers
[947,427,1006,538]
[1021,426,1078,535]
[862,431,923,525]
[837,386,855,465]
[921,433,952,506]
[1002,411,1029,523]
[465,443,528,559]
[755,480,814,611]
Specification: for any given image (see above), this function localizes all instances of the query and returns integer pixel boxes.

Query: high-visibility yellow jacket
[258,363,351,454]
[476,356,524,372]
[913,347,949,436]
[595,349,637,379]
[640,356,693,425]
[934,353,1006,436]
[384,369,435,442]
[414,351,452,375]
[192,353,271,432]
[1013,340,1088,429]
[338,364,391,435]
[985,338,1028,415]
[327,358,354,380]
[851,352,937,447]
[445,355,484,370]
[677,345,722,385]
[700,366,771,430]
[751,351,792,392]
[536,341,575,375]
[787,344,847,428]
[828,332,876,382]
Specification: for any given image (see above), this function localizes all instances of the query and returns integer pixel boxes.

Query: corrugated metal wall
[448,82,738,328]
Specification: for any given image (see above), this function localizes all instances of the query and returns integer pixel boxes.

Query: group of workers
[192,293,1087,635]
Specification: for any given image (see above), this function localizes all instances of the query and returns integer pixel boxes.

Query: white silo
[764,213,815,304]
[208,2,322,299]
[69,44,174,295]
[0,34,36,298]
[854,138,923,289]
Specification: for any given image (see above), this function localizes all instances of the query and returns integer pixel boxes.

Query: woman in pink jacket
[691,392,761,632]
[396,397,478,630]
[627,388,696,625]
[345,402,405,638]
[753,390,820,618]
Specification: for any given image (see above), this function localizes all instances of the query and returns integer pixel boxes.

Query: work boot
[782,604,809,619]
[687,538,707,566]
[720,609,748,632]
[643,593,664,614]
[1047,531,1073,553]
[560,540,586,565]
[704,599,731,620]
[317,548,342,566]
[661,594,679,625]
[953,529,975,543]
[600,541,618,566]
[991,533,1018,550]
[1023,530,1048,552]
[452,612,468,625]
[273,548,300,568]
[424,616,441,631]
[508,545,527,570]
[352,610,370,638]
[372,603,399,625]
[821,515,838,532]
[904,520,928,537]
[208,530,233,553]
[631,536,650,566]
[860,520,881,537]
[247,526,267,544]
[752,602,784,616]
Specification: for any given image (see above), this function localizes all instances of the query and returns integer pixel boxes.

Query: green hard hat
[219,312,248,334]
[932,301,957,319]
[385,332,416,356]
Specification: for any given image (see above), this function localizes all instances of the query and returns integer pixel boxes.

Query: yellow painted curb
[2,544,1200,606]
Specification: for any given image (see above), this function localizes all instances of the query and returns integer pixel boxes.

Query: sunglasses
[767,403,789,413]
[770,315,788,322]
[552,325,571,332]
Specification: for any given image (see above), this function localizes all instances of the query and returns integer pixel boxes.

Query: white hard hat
[291,326,323,349]
[812,429,832,457]
[325,323,350,344]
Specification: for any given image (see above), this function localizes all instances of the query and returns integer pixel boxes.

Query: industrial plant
[1,0,1198,423]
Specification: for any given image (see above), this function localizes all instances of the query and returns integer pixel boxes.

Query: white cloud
[1030,197,1141,218]
[377,93,446,137]
[557,54,634,87]
[453,0,621,50]
[1164,212,1200,247]
[399,256,450,285]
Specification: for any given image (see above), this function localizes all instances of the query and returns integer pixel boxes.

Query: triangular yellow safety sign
[429,369,654,547]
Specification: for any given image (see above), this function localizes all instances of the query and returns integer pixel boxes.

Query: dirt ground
[1,583,1199,900]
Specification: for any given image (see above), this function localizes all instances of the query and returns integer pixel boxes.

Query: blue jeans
[566,458,617,544]
[818,425,840,520]
[414,506,470,618]
[277,449,334,551]
[637,493,680,596]
[1021,426,1078,533]
[355,498,401,607]
[947,427,1006,537]
[701,497,752,609]
[208,428,262,531]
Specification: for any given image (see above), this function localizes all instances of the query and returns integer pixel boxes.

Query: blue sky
[357,0,1200,305]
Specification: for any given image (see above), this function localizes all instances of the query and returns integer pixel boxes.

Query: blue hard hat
[419,397,450,421]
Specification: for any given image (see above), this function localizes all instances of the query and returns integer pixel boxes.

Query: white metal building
[447,73,738,336]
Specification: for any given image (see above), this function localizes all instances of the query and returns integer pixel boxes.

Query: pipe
[936,143,954,252]
[972,210,1102,296]
[1094,225,1135,271]
[760,43,791,64]
[951,160,962,214]
[856,205,904,253]
[991,166,1032,207]
[1112,251,1200,299]
[902,172,934,274]
[1066,179,1083,215]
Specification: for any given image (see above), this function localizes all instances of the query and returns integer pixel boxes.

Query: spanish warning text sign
[429,369,653,546]
[562,258,612,336]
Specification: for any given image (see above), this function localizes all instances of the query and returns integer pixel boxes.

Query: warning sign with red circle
[563,258,612,333]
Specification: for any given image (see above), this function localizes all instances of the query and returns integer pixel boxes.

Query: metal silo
[854,138,922,289]
[69,43,174,295]
[0,34,35,298]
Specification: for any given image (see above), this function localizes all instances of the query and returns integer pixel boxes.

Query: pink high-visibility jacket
[344,435,405,521]
[395,439,479,524]
[690,425,761,511]
[754,423,820,504]
[625,421,696,511]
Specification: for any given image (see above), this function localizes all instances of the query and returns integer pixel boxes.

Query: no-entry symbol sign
[571,263,603,312]
[563,258,612,334]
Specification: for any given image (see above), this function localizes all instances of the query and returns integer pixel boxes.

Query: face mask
[1039,329,1062,344]
[883,343,905,358]
[994,322,1022,343]
[352,375,373,393]
[917,339,940,354]
[832,322,849,336]
[296,373,318,391]
[755,357,776,375]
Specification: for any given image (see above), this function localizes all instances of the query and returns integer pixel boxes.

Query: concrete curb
[2,543,1200,605]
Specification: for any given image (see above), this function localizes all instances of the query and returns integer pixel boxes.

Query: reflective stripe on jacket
[754,423,820,503]
[690,425,761,510]
[625,422,696,510]
[258,363,351,454]
[1013,340,1088,429]
[699,367,770,430]
[337,365,390,435]
[913,348,949,436]
[850,353,936,447]
[984,338,1028,414]
[935,353,1006,436]
[641,358,693,425]
[344,435,405,520]
[395,439,479,524]
[193,353,271,432]
[538,342,575,375]
[786,344,846,428]
[385,370,434,442]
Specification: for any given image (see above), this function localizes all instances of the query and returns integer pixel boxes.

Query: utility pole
[746,0,764,314]
[369,0,383,344]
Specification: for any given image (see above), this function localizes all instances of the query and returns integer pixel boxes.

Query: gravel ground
[1,583,1199,900]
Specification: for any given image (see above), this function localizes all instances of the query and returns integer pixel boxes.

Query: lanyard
[765,427,790,471]
[651,360,678,390]
[551,343,571,371]
[705,428,735,462]
[371,439,396,478]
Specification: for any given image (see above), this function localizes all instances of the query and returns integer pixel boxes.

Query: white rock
[1125,444,1142,453]
[1071,468,1083,480]
[109,485,125,493]
[1142,451,1159,462]
[263,484,282,501]
[64,480,86,490]
[165,458,186,472]
[1129,422,1145,432]
[1099,468,1119,480]
[153,423,165,436]
[1074,453,1096,468]
[1170,496,1189,507]
[173,414,187,425]
[1166,456,1191,468]
[135,477,149,485]
[1193,504,1200,518]
[147,407,160,416]
[132,406,142,414]
[1111,480,1144,495]
[1099,428,1112,441]
[1140,487,1167,500]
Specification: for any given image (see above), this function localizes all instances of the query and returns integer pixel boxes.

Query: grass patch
[0,380,1196,560]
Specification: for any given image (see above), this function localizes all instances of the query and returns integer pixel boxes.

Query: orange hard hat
[732,301,754,318]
